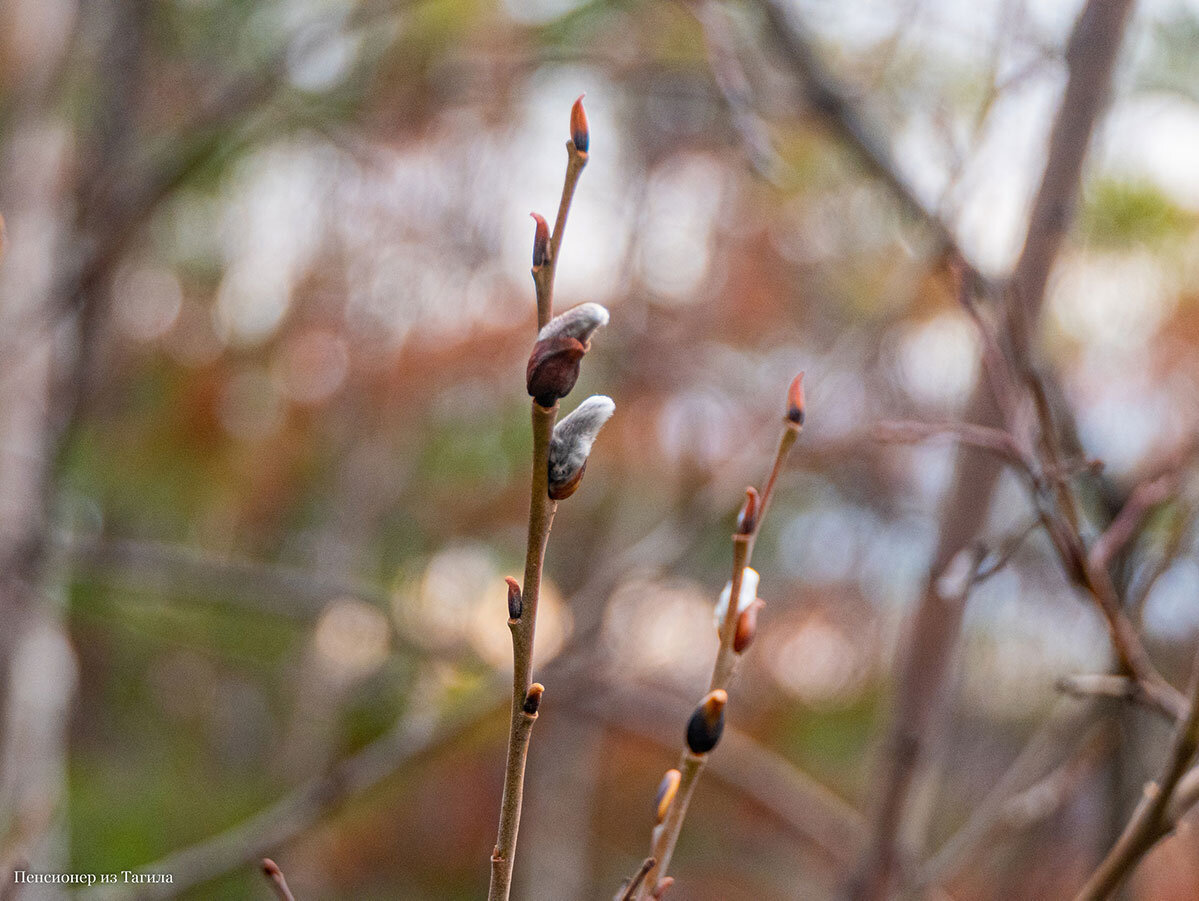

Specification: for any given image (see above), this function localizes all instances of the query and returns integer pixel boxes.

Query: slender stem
[532,143,587,328]
[636,422,800,898]
[488,136,587,901]
[1072,647,1199,901]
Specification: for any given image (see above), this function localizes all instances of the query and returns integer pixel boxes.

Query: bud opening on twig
[570,95,590,153]
[785,371,805,427]
[526,303,610,408]
[530,213,549,268]
[654,769,681,824]
[713,566,760,629]
[685,689,727,754]
[523,683,544,715]
[734,598,765,654]
[505,577,522,621]
[736,486,760,535]
[548,395,615,500]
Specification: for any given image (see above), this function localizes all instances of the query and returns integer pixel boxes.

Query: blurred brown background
[1,0,1199,898]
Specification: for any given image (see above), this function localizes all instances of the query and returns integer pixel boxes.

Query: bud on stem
[523,683,545,716]
[786,372,805,427]
[685,689,727,754]
[570,95,590,154]
[530,213,549,268]
[654,769,681,824]
[505,577,522,621]
[548,395,615,499]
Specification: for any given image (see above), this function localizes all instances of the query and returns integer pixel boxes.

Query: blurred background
[1,0,1199,898]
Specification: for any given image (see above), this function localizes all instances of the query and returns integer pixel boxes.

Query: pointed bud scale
[523,683,545,715]
[654,769,681,824]
[527,335,586,408]
[685,689,727,754]
[530,212,549,268]
[786,372,805,426]
[734,598,765,653]
[505,577,522,621]
[713,567,760,629]
[537,302,609,346]
[570,95,589,153]
[548,396,615,500]
[736,486,760,535]
[652,877,675,900]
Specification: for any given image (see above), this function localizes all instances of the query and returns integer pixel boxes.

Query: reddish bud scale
[734,598,765,653]
[570,95,589,153]
[523,683,545,715]
[505,577,522,621]
[652,877,675,899]
[654,769,681,824]
[736,486,760,535]
[548,459,586,500]
[786,372,805,426]
[530,212,549,268]
[526,335,586,407]
[685,689,727,754]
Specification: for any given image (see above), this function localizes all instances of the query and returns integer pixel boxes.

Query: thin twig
[488,118,589,901]
[633,407,802,898]
[616,858,655,901]
[1056,674,1185,724]
[1072,647,1199,900]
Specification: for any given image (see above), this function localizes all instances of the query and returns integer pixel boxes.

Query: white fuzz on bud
[713,567,760,629]
[537,302,610,346]
[547,395,615,500]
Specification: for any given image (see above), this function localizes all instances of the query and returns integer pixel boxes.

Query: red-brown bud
[652,877,675,899]
[734,598,765,653]
[530,212,549,268]
[505,577,522,621]
[570,95,589,153]
[736,486,760,535]
[685,689,727,754]
[786,372,805,426]
[654,769,681,824]
[523,683,545,715]
[527,335,586,408]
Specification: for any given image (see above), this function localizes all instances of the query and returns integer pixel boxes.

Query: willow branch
[633,408,802,899]
[488,129,588,901]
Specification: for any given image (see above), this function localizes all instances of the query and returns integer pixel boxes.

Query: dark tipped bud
[527,336,586,408]
[262,860,282,878]
[786,372,805,426]
[523,683,544,715]
[548,396,615,499]
[655,769,681,824]
[527,303,610,408]
[570,95,589,153]
[506,577,522,621]
[734,598,765,653]
[736,486,760,535]
[685,689,727,754]
[530,212,549,268]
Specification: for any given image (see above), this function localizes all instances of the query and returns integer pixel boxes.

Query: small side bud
[527,336,586,408]
[785,372,805,427]
[685,689,727,754]
[570,95,590,153]
[734,598,765,653]
[713,567,760,630]
[523,683,545,715]
[548,396,615,499]
[505,577,522,621]
[736,486,760,535]
[530,213,549,268]
[654,769,681,824]
[652,877,675,899]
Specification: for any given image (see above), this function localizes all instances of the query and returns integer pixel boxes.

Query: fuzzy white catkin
[713,567,760,629]
[537,303,609,345]
[548,395,615,487]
